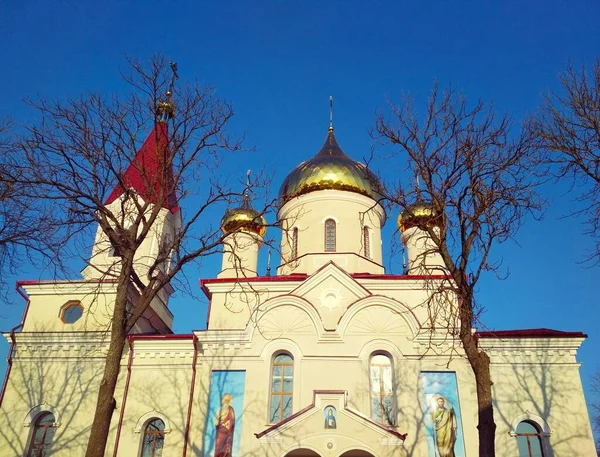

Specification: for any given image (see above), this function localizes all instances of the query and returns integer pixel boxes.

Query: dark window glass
[27,412,56,457]
[141,418,165,457]
[324,219,336,252]
[62,303,83,323]
[363,227,371,258]
[516,421,544,457]
[270,354,293,423]
[292,227,299,259]
[370,354,395,425]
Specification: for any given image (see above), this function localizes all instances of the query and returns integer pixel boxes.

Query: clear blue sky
[1,0,599,425]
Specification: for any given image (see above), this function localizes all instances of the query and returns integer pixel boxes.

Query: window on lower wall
[27,412,56,457]
[516,421,545,457]
[370,353,395,425]
[270,353,294,423]
[141,418,166,457]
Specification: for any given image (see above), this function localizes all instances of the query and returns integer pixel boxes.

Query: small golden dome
[279,129,382,204]
[156,100,175,121]
[398,201,440,232]
[221,196,267,237]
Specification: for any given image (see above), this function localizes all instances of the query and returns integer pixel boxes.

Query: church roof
[105,121,179,213]
[278,128,382,205]
[476,328,587,339]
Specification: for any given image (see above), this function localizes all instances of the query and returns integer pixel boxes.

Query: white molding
[133,411,172,434]
[509,410,551,437]
[23,403,61,428]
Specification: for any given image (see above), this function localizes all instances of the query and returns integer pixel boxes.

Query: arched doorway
[285,449,321,457]
[338,451,375,457]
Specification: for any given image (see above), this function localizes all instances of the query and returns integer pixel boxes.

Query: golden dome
[221,196,267,237]
[398,201,440,232]
[279,129,382,204]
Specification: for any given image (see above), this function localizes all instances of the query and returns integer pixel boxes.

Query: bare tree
[0,118,70,299]
[6,56,271,457]
[375,84,543,457]
[529,60,600,263]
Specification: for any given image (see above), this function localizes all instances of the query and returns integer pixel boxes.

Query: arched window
[141,418,166,457]
[369,354,395,425]
[363,227,371,258]
[270,353,294,423]
[292,227,299,259]
[516,421,545,457]
[324,219,336,252]
[27,412,56,457]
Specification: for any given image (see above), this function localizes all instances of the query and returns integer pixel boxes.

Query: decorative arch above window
[26,412,57,457]
[324,219,336,252]
[369,353,395,425]
[510,411,551,457]
[270,353,294,423]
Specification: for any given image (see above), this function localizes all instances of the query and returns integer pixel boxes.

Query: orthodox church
[0,100,596,457]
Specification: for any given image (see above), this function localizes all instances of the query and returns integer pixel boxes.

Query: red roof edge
[476,328,587,339]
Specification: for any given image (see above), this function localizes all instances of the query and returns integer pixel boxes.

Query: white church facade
[0,118,596,457]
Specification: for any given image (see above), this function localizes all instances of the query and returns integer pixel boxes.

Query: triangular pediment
[291,262,371,330]
[256,391,406,447]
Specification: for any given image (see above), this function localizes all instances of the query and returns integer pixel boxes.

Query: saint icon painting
[420,372,465,457]
[324,406,337,429]
[204,371,246,457]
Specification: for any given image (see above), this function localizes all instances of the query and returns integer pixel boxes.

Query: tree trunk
[85,261,132,457]
[462,329,497,457]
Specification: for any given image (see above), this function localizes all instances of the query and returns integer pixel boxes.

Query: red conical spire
[105,119,179,213]
[105,63,179,213]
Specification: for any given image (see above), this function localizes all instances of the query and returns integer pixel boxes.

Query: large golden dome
[221,196,267,237]
[279,128,382,204]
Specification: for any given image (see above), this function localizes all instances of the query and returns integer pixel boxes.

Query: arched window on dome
[363,226,371,259]
[292,227,299,259]
[26,412,56,457]
[324,219,336,252]
[140,418,166,457]
[516,421,545,457]
[270,353,294,423]
[369,354,395,425]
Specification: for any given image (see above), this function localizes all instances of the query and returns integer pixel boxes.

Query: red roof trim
[352,273,450,280]
[476,328,587,339]
[128,333,194,341]
[254,389,407,440]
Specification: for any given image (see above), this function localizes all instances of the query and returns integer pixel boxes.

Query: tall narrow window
[370,354,395,425]
[270,353,293,423]
[363,227,371,258]
[27,412,56,457]
[516,421,545,457]
[141,418,166,457]
[324,219,336,252]
[292,227,299,259]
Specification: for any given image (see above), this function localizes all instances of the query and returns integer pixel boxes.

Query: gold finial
[329,96,334,131]
[156,61,179,122]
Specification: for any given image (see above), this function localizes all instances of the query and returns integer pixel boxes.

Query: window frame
[26,412,57,457]
[363,226,371,258]
[369,353,396,426]
[59,300,84,324]
[139,418,166,457]
[291,227,299,259]
[269,352,294,424]
[515,421,545,457]
[324,219,336,252]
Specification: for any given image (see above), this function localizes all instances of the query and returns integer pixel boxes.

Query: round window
[60,301,83,324]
